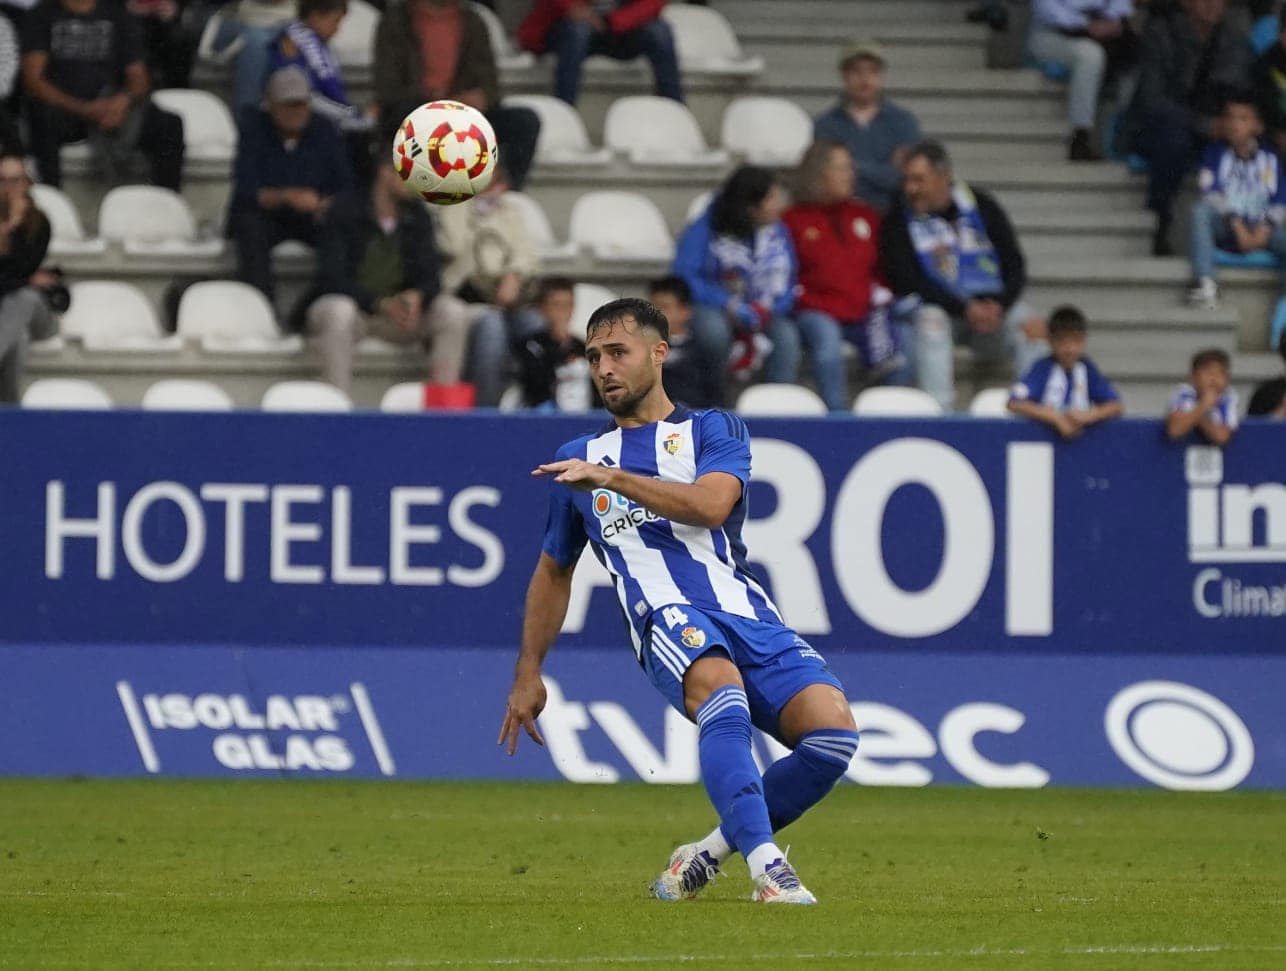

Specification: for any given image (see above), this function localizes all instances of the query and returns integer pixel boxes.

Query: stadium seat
[507,191,578,260]
[603,97,730,167]
[571,283,619,341]
[735,384,828,416]
[1214,249,1280,269]
[177,280,303,353]
[21,378,113,409]
[329,0,378,69]
[261,381,353,412]
[721,97,813,167]
[31,184,106,256]
[568,191,674,262]
[380,382,425,412]
[151,89,236,162]
[498,383,525,411]
[142,379,236,411]
[502,95,613,167]
[661,5,765,77]
[470,1,535,69]
[853,387,944,416]
[968,387,1014,417]
[60,281,181,352]
[98,186,224,257]
[685,190,714,225]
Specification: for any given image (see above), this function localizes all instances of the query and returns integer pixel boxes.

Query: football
[392,100,498,205]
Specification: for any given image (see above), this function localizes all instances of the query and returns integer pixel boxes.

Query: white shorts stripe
[653,628,694,663]
[651,630,690,676]
[650,637,685,682]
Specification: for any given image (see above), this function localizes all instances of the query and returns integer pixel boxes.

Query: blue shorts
[641,604,845,740]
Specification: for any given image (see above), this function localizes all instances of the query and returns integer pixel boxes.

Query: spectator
[783,140,903,411]
[813,40,921,211]
[1253,17,1286,154]
[881,140,1046,411]
[672,165,797,401]
[1247,329,1286,417]
[127,0,198,89]
[374,0,541,189]
[648,274,721,408]
[232,0,295,113]
[1187,95,1286,309]
[1124,0,1253,255]
[512,276,592,411]
[0,10,22,153]
[268,0,373,140]
[1166,347,1239,443]
[20,0,185,189]
[1008,305,1122,437]
[1027,1,1138,161]
[0,153,55,404]
[301,140,506,402]
[229,66,351,302]
[516,0,683,106]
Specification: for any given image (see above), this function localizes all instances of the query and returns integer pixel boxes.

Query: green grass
[0,781,1283,969]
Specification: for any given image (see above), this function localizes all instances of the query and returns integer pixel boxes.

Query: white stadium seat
[261,381,353,413]
[568,191,674,262]
[507,191,578,260]
[329,0,378,69]
[503,95,612,167]
[853,387,944,416]
[735,384,828,416]
[969,387,1015,417]
[22,378,112,409]
[142,379,235,411]
[661,5,765,76]
[571,283,619,342]
[721,96,814,167]
[470,1,535,69]
[31,184,106,256]
[60,281,180,352]
[98,186,224,257]
[177,281,302,353]
[380,382,425,413]
[603,96,730,168]
[151,88,237,162]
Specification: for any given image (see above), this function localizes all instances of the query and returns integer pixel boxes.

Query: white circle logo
[1104,681,1254,791]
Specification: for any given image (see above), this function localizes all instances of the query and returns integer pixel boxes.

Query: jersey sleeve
[695,410,752,488]
[1085,358,1120,404]
[1168,384,1198,415]
[1009,358,1049,403]
[540,444,588,568]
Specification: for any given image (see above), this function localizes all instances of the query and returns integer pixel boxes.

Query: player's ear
[653,339,669,366]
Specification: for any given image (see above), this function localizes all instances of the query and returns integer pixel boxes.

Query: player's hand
[532,458,614,490]
[498,673,547,755]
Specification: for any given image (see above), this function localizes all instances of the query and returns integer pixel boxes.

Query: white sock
[745,842,786,880]
[694,826,734,863]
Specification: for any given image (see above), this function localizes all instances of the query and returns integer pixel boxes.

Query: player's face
[1050,331,1086,371]
[842,59,884,106]
[586,317,666,416]
[1194,362,1230,397]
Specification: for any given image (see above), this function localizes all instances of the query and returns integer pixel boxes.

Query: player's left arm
[532,462,741,530]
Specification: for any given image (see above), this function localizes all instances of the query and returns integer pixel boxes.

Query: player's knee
[693,684,751,739]
[796,728,860,779]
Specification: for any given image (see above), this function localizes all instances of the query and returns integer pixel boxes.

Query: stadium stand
[968,386,1016,418]
[853,386,944,416]
[568,191,675,262]
[735,383,828,416]
[141,379,237,411]
[21,378,113,409]
[261,380,354,412]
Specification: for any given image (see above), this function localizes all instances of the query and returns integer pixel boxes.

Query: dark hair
[710,165,778,239]
[299,0,347,19]
[904,139,953,174]
[1191,347,1232,372]
[1222,90,1260,116]
[536,277,575,303]
[586,297,670,343]
[647,275,692,306]
[1047,305,1088,337]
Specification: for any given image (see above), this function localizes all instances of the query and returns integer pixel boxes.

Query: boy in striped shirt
[1166,348,1239,445]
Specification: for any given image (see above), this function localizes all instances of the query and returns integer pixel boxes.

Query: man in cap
[813,40,922,211]
[228,65,352,303]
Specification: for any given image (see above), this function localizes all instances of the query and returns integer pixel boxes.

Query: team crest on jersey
[681,626,707,649]
[663,432,682,456]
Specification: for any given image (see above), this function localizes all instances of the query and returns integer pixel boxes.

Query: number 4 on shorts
[662,606,689,629]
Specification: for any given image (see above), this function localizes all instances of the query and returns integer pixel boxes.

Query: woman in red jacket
[782,141,905,410]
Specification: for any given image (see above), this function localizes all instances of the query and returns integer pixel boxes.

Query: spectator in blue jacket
[267,0,371,137]
[1188,95,1286,308]
[228,66,351,302]
[1008,305,1122,438]
[813,41,921,210]
[672,165,799,399]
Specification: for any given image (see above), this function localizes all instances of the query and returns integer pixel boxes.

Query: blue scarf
[907,182,1003,301]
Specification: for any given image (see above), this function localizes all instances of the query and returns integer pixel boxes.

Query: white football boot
[651,843,721,901]
[750,856,818,905]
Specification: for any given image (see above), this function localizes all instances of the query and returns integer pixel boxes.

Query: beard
[602,376,654,417]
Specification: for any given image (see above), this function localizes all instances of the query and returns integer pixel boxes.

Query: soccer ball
[392,100,498,206]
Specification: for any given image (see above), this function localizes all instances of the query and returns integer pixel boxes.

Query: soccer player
[498,297,860,905]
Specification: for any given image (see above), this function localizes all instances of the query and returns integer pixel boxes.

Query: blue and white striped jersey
[541,406,782,659]
[1168,383,1240,429]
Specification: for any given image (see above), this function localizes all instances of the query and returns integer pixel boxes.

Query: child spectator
[648,275,721,408]
[1247,330,1286,417]
[1167,348,1240,443]
[1188,96,1286,309]
[1008,305,1122,438]
[513,277,591,411]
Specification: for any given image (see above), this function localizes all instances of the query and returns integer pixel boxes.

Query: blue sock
[758,729,860,834]
[696,686,775,859]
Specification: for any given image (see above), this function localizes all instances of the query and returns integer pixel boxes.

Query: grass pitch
[1,781,1283,969]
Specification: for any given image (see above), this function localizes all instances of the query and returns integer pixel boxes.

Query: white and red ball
[392,100,498,205]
